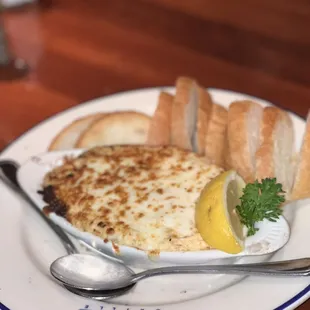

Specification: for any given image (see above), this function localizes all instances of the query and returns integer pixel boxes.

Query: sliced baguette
[227,100,263,183]
[146,92,173,146]
[290,110,310,200]
[171,76,198,151]
[76,111,151,148]
[204,103,228,167]
[48,113,104,151]
[194,87,213,155]
[255,107,295,194]
[224,140,233,170]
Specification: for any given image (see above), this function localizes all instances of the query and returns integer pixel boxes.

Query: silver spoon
[0,159,134,299]
[51,253,310,291]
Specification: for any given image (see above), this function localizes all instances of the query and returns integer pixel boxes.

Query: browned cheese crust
[41,145,223,253]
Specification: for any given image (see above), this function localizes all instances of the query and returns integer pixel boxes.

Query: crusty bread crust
[224,139,233,170]
[76,111,151,148]
[171,76,197,150]
[195,87,213,155]
[290,110,310,200]
[48,113,104,151]
[227,100,263,183]
[256,107,285,180]
[204,103,228,167]
[256,107,294,194]
[146,92,173,146]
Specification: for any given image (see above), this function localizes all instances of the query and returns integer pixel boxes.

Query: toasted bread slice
[76,111,151,148]
[194,87,213,155]
[255,107,295,194]
[204,103,228,167]
[290,110,310,200]
[227,100,263,183]
[224,140,233,170]
[171,76,198,151]
[146,92,173,146]
[48,113,104,151]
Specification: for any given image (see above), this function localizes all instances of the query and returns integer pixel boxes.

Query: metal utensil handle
[0,159,78,255]
[132,257,310,283]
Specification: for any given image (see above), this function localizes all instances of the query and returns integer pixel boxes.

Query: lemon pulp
[195,170,246,254]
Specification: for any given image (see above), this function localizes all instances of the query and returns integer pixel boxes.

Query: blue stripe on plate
[0,285,309,310]
[274,284,310,310]
[0,302,10,310]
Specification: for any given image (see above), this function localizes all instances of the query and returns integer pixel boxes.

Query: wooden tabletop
[0,0,310,308]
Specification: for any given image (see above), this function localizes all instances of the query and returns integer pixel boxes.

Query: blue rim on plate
[274,285,310,310]
[0,87,309,310]
[0,302,10,310]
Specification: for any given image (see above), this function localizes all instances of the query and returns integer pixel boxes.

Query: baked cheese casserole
[41,145,223,253]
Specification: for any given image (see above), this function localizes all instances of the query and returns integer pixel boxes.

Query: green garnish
[236,178,285,237]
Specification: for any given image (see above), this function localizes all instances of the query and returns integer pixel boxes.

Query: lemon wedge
[195,170,246,254]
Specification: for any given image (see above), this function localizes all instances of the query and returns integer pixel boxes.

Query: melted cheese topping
[43,146,224,252]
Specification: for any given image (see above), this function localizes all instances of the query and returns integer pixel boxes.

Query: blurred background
[0,0,310,149]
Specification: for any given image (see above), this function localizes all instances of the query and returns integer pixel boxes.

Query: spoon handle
[0,159,78,255]
[132,257,310,283]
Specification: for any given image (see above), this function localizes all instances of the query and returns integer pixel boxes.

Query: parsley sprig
[236,178,285,237]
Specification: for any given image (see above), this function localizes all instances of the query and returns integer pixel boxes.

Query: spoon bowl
[51,253,135,291]
[64,284,135,301]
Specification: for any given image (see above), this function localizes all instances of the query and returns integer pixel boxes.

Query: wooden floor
[0,1,310,309]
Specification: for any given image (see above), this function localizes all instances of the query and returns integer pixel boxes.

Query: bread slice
[193,87,213,155]
[76,111,151,148]
[224,140,233,170]
[255,107,295,194]
[290,110,310,200]
[227,100,263,183]
[146,92,173,146]
[204,103,228,167]
[48,113,104,151]
[171,76,198,151]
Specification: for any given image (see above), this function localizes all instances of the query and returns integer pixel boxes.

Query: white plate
[17,148,290,268]
[0,87,310,310]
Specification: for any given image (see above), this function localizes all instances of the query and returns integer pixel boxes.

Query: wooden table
[0,0,309,308]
